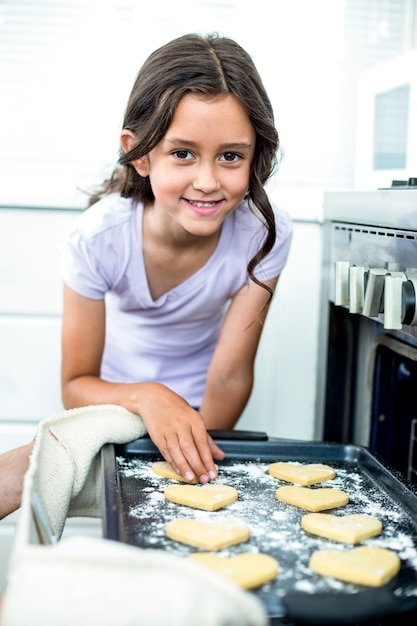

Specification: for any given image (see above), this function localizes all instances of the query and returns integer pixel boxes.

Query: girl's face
[125,93,256,239]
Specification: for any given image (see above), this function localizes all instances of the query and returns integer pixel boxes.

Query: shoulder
[274,203,293,240]
[62,194,142,298]
[68,193,140,241]
[230,198,292,280]
[231,198,293,246]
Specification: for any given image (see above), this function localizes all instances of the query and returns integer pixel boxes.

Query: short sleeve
[252,205,293,283]
[59,195,136,300]
[60,228,110,300]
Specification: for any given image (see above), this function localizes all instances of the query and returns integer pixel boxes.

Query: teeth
[191,201,217,208]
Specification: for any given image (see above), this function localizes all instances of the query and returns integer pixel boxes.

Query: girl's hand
[133,383,225,483]
[61,287,225,482]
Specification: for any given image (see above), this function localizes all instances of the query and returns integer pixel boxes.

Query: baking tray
[101,433,417,624]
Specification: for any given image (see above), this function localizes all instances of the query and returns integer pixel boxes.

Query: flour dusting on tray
[116,456,417,598]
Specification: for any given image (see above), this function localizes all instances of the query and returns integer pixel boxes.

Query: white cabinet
[0,208,80,315]
[0,207,80,429]
[0,318,63,422]
[0,512,18,593]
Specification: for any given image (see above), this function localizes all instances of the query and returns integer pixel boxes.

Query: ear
[120,130,150,176]
[120,129,136,154]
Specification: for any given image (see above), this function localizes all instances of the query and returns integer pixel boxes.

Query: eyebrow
[165,137,253,151]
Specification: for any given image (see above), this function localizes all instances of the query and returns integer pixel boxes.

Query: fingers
[137,389,226,485]
[163,436,214,484]
[158,423,225,485]
[208,434,226,461]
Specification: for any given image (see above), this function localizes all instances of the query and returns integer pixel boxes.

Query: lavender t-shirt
[61,193,292,407]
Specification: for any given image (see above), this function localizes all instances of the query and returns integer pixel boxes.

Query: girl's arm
[61,284,224,484]
[199,277,279,429]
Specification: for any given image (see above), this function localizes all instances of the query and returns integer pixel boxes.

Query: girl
[0,32,292,518]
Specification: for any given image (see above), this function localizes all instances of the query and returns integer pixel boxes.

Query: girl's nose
[192,163,220,193]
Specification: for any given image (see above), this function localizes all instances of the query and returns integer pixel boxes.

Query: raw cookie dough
[309,546,401,587]
[268,462,336,485]
[152,461,219,483]
[276,486,349,512]
[164,484,238,511]
[166,519,250,550]
[189,553,279,589]
[301,513,382,544]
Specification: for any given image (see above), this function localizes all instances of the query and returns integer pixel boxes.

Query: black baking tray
[101,433,417,625]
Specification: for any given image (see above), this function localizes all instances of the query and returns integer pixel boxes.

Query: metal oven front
[317,186,417,485]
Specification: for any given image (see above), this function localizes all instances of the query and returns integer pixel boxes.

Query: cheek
[226,169,251,197]
[150,169,187,196]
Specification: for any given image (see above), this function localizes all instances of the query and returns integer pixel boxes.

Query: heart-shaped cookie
[301,513,382,544]
[276,486,349,511]
[309,546,401,587]
[164,484,238,511]
[189,552,279,589]
[151,461,219,483]
[166,518,250,550]
[268,462,336,485]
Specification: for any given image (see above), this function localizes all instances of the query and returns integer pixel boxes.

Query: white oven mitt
[18,404,149,539]
[1,405,268,626]
[1,536,268,626]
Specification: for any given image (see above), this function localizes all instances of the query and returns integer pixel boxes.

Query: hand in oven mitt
[22,404,148,538]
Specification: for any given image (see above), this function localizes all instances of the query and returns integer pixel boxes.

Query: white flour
[116,456,417,600]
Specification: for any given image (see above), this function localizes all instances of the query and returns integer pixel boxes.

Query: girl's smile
[184,198,224,217]
[127,93,255,241]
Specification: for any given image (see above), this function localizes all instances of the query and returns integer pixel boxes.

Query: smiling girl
[0,33,292,520]
[60,32,292,485]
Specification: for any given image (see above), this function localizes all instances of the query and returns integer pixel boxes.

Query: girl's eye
[220,152,241,162]
[172,149,193,160]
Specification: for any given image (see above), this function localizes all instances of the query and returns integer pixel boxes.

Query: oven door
[369,334,417,483]
[322,303,417,485]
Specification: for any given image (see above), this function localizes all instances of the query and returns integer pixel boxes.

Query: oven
[316,184,417,485]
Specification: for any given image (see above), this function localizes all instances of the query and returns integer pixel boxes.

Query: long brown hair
[89,33,280,300]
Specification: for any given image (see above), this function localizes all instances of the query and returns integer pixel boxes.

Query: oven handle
[207,429,268,441]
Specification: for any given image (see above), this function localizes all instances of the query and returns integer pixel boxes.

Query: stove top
[323,187,417,231]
